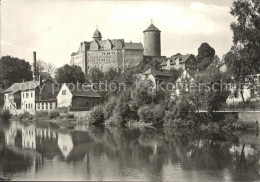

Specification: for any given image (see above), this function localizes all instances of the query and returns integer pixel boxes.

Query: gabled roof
[162,54,197,66]
[65,83,101,98]
[4,81,41,94]
[90,39,125,50]
[124,42,143,50]
[143,67,174,77]
[143,23,161,32]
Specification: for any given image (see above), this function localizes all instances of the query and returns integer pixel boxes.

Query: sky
[1,0,235,67]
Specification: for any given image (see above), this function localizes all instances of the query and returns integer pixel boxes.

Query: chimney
[33,51,37,81]
[39,75,42,85]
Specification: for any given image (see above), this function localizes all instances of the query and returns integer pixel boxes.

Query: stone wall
[144,31,161,56]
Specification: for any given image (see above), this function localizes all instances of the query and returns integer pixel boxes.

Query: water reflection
[0,121,259,181]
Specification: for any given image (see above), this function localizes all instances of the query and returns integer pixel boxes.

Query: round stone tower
[93,28,102,41]
[143,23,161,56]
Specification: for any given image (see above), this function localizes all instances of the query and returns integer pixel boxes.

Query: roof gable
[124,42,143,50]
[4,81,41,93]
[64,83,101,98]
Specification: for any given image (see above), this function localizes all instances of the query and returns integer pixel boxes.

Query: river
[0,121,259,181]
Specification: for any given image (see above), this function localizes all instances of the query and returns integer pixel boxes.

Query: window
[50,103,52,109]
[42,103,44,110]
[26,93,29,98]
[46,103,48,110]
[62,90,66,95]
[38,103,40,110]
[31,93,33,98]
[86,101,88,106]
[26,104,27,109]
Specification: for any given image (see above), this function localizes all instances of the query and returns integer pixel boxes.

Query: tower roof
[93,29,102,39]
[143,23,161,33]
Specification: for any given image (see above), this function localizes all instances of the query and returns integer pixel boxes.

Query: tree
[196,43,215,70]
[45,62,56,76]
[139,57,162,72]
[36,60,56,76]
[55,64,85,84]
[104,68,119,83]
[86,67,104,84]
[225,0,260,102]
[193,67,230,116]
[0,56,33,89]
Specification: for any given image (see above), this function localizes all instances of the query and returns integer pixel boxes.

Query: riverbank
[1,109,259,132]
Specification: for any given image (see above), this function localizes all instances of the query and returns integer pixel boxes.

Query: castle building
[70,23,165,74]
[70,28,144,74]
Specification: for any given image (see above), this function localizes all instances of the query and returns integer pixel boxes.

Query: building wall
[71,40,143,74]
[87,49,121,72]
[185,57,197,70]
[72,96,100,109]
[124,49,144,68]
[21,90,36,114]
[57,85,73,108]
[144,31,161,56]
[70,42,90,74]
[35,80,59,101]
[36,101,56,111]
[164,56,197,71]
[4,92,22,115]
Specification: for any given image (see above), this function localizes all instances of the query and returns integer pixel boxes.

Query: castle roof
[124,42,143,50]
[143,23,161,33]
[93,29,102,39]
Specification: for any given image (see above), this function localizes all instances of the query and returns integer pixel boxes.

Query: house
[3,83,22,114]
[141,67,175,87]
[161,54,197,71]
[3,78,59,115]
[57,83,101,110]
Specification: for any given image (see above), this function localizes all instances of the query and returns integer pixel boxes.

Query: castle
[70,23,162,74]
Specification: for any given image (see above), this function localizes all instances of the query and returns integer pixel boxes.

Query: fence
[224,103,260,112]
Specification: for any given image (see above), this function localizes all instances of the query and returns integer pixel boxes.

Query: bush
[163,117,195,128]
[89,107,105,125]
[65,114,74,119]
[108,92,131,125]
[220,114,237,127]
[103,97,117,120]
[0,110,10,120]
[138,104,165,125]
[18,112,34,120]
[48,110,60,119]
[35,111,48,118]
